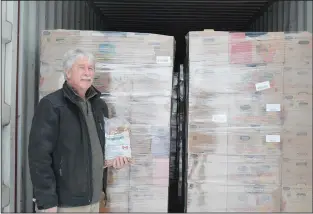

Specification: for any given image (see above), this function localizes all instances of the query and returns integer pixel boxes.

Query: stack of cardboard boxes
[281,32,312,212]
[186,31,312,212]
[39,30,175,212]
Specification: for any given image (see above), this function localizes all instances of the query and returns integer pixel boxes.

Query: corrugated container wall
[1,1,18,212]
[1,1,106,212]
[250,0,312,33]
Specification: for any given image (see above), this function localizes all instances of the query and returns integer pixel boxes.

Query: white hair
[62,49,96,79]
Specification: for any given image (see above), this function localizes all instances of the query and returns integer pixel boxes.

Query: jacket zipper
[59,157,63,176]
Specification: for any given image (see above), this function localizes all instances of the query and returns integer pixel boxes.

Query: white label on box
[266,135,280,143]
[255,81,271,91]
[105,131,132,160]
[266,104,281,112]
[156,56,171,64]
[212,114,227,123]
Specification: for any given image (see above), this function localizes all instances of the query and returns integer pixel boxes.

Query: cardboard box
[188,92,230,126]
[281,185,312,212]
[189,63,284,95]
[229,32,285,64]
[128,185,168,212]
[187,154,227,183]
[188,31,229,64]
[283,93,312,126]
[39,67,65,99]
[187,183,227,212]
[130,66,173,96]
[227,155,281,185]
[282,126,312,159]
[107,167,130,186]
[229,94,283,127]
[129,125,152,155]
[227,129,282,156]
[283,110,312,127]
[284,32,312,67]
[228,64,283,95]
[93,71,132,95]
[282,158,312,186]
[130,125,170,157]
[101,95,131,119]
[129,154,154,185]
[188,65,230,94]
[105,185,130,212]
[130,95,171,126]
[129,155,170,186]
[283,66,312,94]
[226,185,281,212]
[188,107,229,128]
[188,131,227,155]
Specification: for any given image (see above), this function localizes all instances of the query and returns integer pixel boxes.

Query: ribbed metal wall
[1,1,19,212]
[15,1,106,212]
[250,0,312,32]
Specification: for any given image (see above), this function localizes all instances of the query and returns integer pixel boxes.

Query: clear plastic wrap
[39,30,175,213]
[186,31,312,213]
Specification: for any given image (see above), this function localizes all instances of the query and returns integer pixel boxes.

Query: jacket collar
[62,81,101,103]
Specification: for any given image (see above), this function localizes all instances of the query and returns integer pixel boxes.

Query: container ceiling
[92,0,275,34]
[91,0,275,62]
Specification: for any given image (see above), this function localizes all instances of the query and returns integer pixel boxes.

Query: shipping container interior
[1,0,312,212]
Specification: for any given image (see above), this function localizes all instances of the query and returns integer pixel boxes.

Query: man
[28,49,129,212]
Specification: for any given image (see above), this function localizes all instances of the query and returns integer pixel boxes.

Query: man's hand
[104,157,130,169]
[41,206,57,212]
[112,156,129,169]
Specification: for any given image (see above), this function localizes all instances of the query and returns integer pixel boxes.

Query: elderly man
[28,49,129,212]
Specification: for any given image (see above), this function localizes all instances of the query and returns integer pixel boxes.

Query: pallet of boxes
[91,32,175,213]
[185,30,312,212]
[39,30,175,212]
[281,32,312,212]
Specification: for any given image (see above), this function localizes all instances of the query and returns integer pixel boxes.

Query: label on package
[156,56,172,64]
[255,81,271,91]
[105,131,131,160]
[266,104,281,112]
[212,114,227,123]
[266,135,280,143]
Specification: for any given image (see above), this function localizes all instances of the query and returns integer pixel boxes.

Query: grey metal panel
[289,1,297,31]
[297,1,305,31]
[259,15,263,31]
[267,4,273,31]
[1,0,18,212]
[250,0,312,33]
[272,2,278,31]
[12,1,105,212]
[283,1,289,30]
[306,1,312,33]
[277,1,284,31]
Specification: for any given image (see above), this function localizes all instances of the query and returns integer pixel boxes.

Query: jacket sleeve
[28,98,59,209]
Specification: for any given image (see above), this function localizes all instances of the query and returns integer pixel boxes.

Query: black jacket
[28,82,108,210]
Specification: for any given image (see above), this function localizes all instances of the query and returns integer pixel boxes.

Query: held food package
[103,117,132,167]
[185,31,312,212]
[39,30,175,212]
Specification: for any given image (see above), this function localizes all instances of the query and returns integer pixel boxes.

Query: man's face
[66,57,95,91]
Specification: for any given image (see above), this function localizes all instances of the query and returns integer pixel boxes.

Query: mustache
[81,77,92,81]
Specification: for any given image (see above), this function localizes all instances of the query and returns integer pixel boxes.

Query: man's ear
[65,69,71,79]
